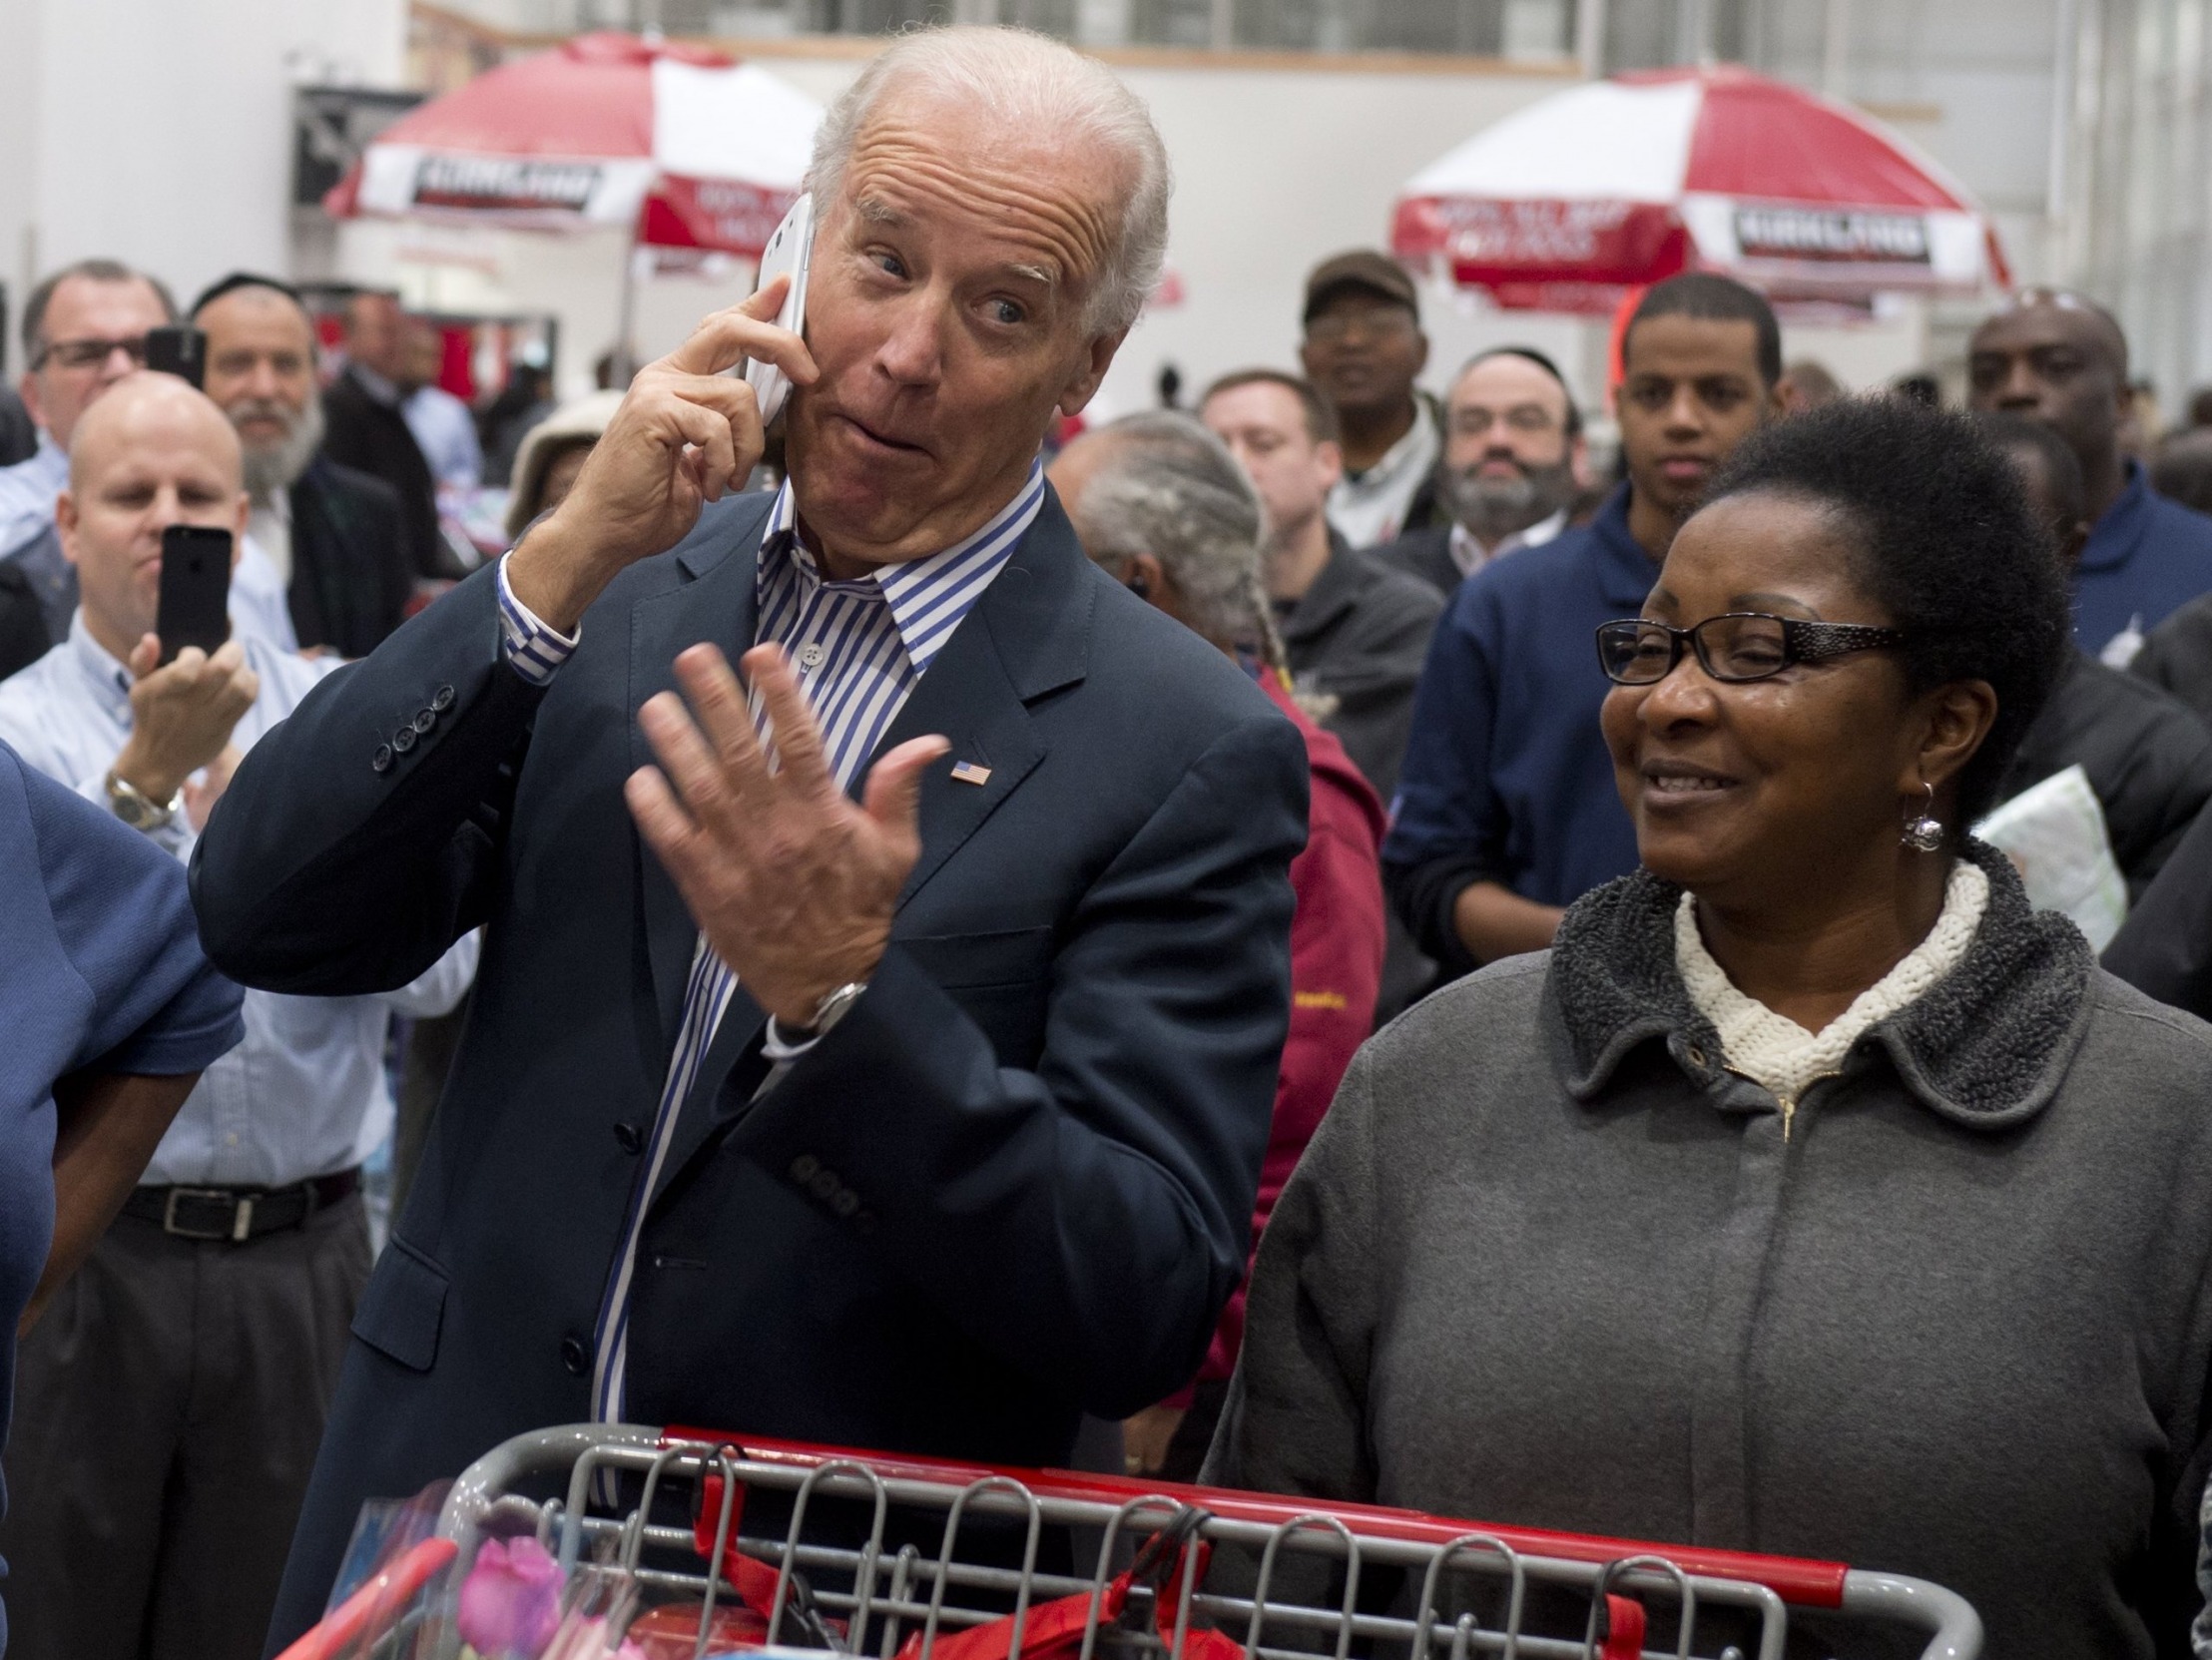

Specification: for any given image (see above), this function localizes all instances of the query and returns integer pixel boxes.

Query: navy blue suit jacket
[190,489,1306,1648]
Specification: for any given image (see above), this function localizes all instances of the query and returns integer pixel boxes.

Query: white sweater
[1674,860,1989,1104]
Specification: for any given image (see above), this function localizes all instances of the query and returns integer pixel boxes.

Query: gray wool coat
[1209,841,2212,1660]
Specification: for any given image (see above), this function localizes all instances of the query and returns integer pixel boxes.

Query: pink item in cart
[456,1535,567,1658]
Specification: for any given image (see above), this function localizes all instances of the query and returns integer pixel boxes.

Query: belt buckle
[161,1187,254,1242]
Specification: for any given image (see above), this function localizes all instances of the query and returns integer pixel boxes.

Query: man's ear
[1314,438,1345,494]
[20,371,46,432]
[1412,329,1430,378]
[1058,330,1127,419]
[55,490,81,569]
[1570,434,1592,488]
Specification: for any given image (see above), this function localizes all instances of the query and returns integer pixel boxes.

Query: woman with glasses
[1209,397,2212,1658]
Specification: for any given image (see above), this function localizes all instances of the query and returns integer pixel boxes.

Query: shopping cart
[280,1422,1981,1660]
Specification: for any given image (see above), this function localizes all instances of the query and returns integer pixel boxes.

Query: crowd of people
[14,20,2212,1660]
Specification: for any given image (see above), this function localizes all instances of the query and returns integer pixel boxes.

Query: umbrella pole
[615,228,641,385]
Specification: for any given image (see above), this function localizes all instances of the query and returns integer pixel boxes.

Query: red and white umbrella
[325,32,823,260]
[1391,65,2008,314]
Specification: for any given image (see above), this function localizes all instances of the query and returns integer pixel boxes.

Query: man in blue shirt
[1968,289,2212,664]
[1384,274,1782,976]
[0,740,243,1658]
[0,372,474,1660]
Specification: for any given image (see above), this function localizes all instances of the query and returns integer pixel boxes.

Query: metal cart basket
[281,1422,1981,1660]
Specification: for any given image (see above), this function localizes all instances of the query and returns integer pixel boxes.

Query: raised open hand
[506,279,820,631]
[625,642,950,1028]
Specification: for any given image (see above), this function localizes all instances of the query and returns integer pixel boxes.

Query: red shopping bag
[888,1509,1241,1660]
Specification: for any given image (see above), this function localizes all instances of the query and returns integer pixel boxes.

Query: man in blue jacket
[1968,288,2212,664]
[1384,274,1780,976]
[191,28,1306,1649]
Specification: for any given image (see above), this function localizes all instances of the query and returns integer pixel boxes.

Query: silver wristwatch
[788,980,868,1042]
[105,770,182,832]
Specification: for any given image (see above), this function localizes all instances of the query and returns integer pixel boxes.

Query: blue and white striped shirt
[495,463,1046,1418]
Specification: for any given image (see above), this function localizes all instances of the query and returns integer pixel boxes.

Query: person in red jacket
[1049,412,1388,1476]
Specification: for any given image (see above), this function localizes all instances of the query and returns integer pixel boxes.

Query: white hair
[806,26,1171,338]
[1071,412,1269,647]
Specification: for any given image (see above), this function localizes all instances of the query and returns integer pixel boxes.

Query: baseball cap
[1303,252,1419,325]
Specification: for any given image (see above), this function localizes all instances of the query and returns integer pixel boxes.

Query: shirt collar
[66,609,136,722]
[1588,485,1660,607]
[760,458,1046,675]
[1342,402,1439,491]
[2077,460,2150,573]
[1448,505,1569,577]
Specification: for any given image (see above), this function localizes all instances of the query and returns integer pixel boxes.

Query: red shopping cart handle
[274,1536,460,1660]
[663,1427,1849,1611]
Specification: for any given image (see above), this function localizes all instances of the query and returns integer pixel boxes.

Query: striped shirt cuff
[495,552,580,686]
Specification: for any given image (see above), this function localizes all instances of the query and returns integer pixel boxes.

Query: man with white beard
[1375,348,1586,601]
[191,275,414,657]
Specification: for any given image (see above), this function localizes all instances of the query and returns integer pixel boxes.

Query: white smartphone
[746,192,814,428]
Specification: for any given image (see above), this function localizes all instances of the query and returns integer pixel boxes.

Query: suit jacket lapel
[880,491,1092,910]
[630,498,775,1048]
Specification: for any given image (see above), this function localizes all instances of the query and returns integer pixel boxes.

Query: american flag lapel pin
[950,760,993,787]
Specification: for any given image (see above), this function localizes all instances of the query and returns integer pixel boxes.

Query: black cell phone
[145,325,207,388]
[157,525,233,665]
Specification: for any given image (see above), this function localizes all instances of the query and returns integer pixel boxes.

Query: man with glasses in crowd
[1377,347,1587,601]
[1299,252,1447,549]
[0,261,179,642]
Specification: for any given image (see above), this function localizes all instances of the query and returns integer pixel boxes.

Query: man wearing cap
[1299,252,1446,549]
[1375,347,1587,601]
[193,274,415,658]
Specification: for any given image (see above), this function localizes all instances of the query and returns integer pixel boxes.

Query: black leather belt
[123,1169,361,1243]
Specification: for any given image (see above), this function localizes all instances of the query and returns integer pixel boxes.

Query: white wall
[0,0,406,349]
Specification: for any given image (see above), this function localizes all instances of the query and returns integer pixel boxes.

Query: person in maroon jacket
[1049,412,1388,1475]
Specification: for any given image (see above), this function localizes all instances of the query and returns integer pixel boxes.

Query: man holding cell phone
[0,371,477,1660]
[195,26,1309,1649]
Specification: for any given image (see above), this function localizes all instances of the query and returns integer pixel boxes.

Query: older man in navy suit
[192,26,1306,1648]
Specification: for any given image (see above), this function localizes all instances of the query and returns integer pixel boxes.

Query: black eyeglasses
[1595,613,1907,686]
[31,335,150,372]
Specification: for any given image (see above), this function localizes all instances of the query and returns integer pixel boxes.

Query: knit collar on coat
[1547,838,2097,1130]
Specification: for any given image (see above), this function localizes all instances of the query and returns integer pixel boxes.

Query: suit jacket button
[372,745,393,773]
[392,726,417,754]
[789,1155,820,1182]
[559,1336,590,1376]
[613,1121,645,1154]
[412,709,436,735]
[431,684,456,711]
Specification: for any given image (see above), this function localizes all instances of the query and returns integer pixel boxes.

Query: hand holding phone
[502,251,818,632]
